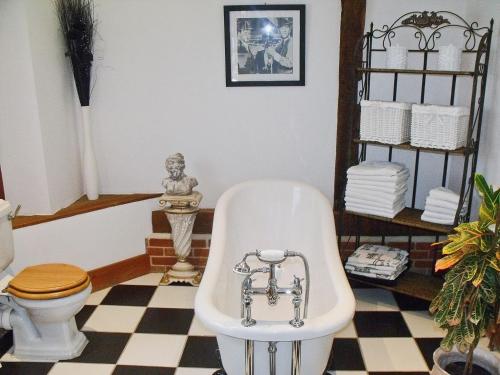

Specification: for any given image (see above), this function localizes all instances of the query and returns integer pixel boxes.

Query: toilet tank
[0,200,14,272]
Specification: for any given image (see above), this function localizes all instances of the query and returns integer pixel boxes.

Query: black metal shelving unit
[339,11,494,300]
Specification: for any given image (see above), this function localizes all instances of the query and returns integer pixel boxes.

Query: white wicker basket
[360,100,412,144]
[410,104,469,150]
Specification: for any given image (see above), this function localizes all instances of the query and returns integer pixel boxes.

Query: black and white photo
[224,5,305,86]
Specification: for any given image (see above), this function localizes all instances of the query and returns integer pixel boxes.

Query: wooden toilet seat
[6,264,91,300]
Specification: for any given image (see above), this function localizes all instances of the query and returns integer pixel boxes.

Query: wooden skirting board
[88,254,150,292]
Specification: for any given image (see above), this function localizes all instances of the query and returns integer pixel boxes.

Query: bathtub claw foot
[212,370,226,375]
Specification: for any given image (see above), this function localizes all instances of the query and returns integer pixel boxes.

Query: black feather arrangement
[55,0,95,106]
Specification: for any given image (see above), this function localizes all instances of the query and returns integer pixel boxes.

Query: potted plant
[430,174,499,375]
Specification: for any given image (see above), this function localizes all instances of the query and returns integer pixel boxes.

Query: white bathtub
[195,180,355,375]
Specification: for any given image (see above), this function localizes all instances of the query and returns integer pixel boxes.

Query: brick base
[144,233,443,276]
[146,234,210,274]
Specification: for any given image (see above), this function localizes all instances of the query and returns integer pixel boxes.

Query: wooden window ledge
[12,194,161,229]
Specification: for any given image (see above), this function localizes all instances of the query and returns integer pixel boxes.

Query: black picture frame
[224,4,306,87]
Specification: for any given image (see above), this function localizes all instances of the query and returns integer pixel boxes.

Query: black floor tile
[0,362,54,375]
[113,365,175,375]
[393,292,431,311]
[101,285,156,306]
[64,332,130,364]
[0,329,13,358]
[179,336,221,368]
[327,338,365,371]
[75,305,97,329]
[136,308,194,334]
[354,311,412,337]
[415,337,442,370]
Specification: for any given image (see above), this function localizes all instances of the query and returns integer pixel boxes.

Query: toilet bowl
[0,200,91,361]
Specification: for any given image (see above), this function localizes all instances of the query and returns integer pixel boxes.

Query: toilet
[0,199,91,361]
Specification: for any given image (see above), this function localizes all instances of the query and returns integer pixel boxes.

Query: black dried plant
[55,0,95,106]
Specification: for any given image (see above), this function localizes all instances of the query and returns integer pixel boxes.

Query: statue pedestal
[159,192,203,286]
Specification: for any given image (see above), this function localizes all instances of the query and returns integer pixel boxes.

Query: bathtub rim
[194,179,355,342]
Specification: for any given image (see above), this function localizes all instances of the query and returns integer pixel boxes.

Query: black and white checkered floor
[0,273,493,374]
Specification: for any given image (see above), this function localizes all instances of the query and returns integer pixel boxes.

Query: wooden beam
[334,0,366,210]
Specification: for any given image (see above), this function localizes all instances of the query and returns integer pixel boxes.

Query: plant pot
[80,106,99,200]
[431,347,500,375]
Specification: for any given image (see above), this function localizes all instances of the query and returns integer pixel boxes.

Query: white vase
[80,106,99,200]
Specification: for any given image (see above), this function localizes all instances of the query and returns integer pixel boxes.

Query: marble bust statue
[162,153,198,196]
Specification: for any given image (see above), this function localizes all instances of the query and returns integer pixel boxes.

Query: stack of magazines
[345,244,409,281]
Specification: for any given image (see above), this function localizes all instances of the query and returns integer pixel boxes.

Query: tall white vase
[81,106,99,200]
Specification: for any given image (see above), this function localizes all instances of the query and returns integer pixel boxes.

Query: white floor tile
[359,337,428,371]
[85,287,111,305]
[402,310,445,338]
[82,305,146,333]
[122,273,163,286]
[117,333,187,367]
[148,286,198,309]
[48,363,115,375]
[326,372,368,375]
[0,350,20,362]
[354,288,399,311]
[335,320,357,338]
[175,368,220,375]
[189,316,215,336]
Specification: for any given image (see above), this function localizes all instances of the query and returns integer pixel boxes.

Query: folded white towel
[346,266,407,281]
[424,203,457,216]
[347,169,410,183]
[346,203,405,218]
[421,212,455,225]
[428,187,460,204]
[347,161,408,177]
[346,186,408,201]
[347,180,408,193]
[426,196,459,211]
[345,197,405,210]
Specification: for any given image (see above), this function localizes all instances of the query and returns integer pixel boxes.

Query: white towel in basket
[428,187,460,204]
[347,161,408,177]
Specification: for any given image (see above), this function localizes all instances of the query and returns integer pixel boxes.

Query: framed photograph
[224,4,305,87]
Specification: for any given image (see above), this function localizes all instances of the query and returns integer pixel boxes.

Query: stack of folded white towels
[345,244,409,281]
[421,187,462,225]
[345,161,410,218]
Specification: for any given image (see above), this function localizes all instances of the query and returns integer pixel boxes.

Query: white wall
[364,0,499,210]
[9,198,157,273]
[0,0,83,215]
[90,0,341,207]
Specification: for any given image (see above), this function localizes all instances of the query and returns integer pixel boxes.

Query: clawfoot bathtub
[195,180,355,375]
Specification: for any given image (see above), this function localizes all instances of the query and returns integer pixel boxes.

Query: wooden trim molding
[13,193,161,229]
[334,0,366,210]
[88,254,150,292]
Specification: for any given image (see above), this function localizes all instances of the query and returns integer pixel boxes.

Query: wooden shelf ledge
[345,207,454,234]
[13,194,161,229]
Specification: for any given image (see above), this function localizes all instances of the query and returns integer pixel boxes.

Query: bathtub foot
[268,341,277,375]
[211,370,226,375]
[245,339,254,375]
